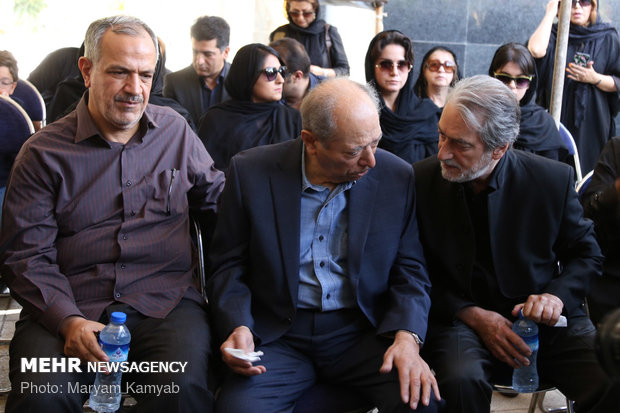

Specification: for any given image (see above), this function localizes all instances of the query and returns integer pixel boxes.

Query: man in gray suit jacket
[163,16,230,126]
[207,78,442,413]
[414,75,618,413]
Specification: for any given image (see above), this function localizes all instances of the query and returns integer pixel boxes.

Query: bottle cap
[518,309,525,319]
[110,312,127,324]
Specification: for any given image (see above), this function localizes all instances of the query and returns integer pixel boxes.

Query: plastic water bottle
[89,312,131,412]
[512,311,539,393]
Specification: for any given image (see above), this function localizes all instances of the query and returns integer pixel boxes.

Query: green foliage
[13,0,47,20]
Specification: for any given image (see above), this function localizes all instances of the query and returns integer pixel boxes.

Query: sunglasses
[559,0,592,7]
[493,72,533,89]
[289,10,316,18]
[425,60,456,73]
[0,78,14,87]
[262,66,287,81]
[375,60,412,73]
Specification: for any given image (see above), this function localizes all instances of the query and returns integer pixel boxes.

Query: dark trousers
[6,298,214,413]
[216,309,442,413]
[423,317,619,413]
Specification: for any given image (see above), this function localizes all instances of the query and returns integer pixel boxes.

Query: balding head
[300,78,380,144]
[300,78,382,189]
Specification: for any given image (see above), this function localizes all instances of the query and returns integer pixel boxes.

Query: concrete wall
[383,0,620,82]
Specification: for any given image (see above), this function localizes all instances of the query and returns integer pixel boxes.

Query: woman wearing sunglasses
[489,43,567,161]
[413,46,460,110]
[270,0,349,78]
[197,43,301,174]
[528,0,620,173]
[364,30,444,164]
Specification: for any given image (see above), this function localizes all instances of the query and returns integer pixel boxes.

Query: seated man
[164,16,230,126]
[207,78,441,413]
[413,75,618,413]
[581,136,620,325]
[0,15,225,413]
[269,37,321,110]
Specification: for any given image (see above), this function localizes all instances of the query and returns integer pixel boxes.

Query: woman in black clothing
[197,43,302,174]
[365,31,444,164]
[413,46,460,110]
[529,0,620,172]
[270,0,349,78]
[489,42,567,161]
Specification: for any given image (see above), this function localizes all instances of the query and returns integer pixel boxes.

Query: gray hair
[446,75,520,151]
[300,78,380,143]
[84,15,159,65]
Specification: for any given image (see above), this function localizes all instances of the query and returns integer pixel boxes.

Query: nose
[437,138,452,161]
[359,146,376,169]
[438,64,446,73]
[125,73,142,95]
[275,72,285,84]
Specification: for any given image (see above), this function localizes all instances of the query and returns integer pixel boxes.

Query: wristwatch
[398,330,423,346]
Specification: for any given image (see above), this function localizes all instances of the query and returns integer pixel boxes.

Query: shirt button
[319,261,325,268]
[120,264,126,270]
[126,180,132,187]
[115,293,121,298]
[130,210,136,216]
[319,235,324,241]
[326,293,331,299]
[122,235,128,240]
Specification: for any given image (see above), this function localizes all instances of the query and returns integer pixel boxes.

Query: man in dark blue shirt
[164,15,231,126]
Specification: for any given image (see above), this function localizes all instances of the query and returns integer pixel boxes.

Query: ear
[292,70,304,81]
[222,46,230,60]
[79,56,94,88]
[8,82,17,95]
[491,142,510,160]
[301,129,318,154]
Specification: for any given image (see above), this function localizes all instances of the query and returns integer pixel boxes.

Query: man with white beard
[413,75,619,413]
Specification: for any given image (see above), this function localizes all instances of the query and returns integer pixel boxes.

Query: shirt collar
[74,91,158,145]
[200,61,229,88]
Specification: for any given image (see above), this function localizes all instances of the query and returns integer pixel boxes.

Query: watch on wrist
[398,329,423,346]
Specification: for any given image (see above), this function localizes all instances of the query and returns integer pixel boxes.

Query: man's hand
[379,331,441,410]
[512,293,564,326]
[220,326,266,376]
[457,306,531,369]
[60,316,107,363]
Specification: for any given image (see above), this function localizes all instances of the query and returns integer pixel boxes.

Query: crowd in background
[1,0,620,412]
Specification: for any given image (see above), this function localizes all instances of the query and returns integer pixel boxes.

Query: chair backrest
[0,95,34,155]
[558,123,582,182]
[576,170,594,198]
[12,79,46,126]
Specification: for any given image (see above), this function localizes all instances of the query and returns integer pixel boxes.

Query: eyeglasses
[493,72,533,89]
[425,60,456,73]
[289,10,316,18]
[375,60,412,73]
[262,66,287,81]
[0,78,14,87]
[559,0,592,7]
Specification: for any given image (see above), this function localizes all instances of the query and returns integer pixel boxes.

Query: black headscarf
[488,43,567,160]
[224,43,284,101]
[364,31,441,164]
[549,18,619,128]
[200,43,301,173]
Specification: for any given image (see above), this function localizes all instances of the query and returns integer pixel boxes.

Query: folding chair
[558,123,582,182]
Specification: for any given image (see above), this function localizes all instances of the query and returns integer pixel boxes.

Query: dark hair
[364,30,414,84]
[270,37,311,76]
[224,43,284,101]
[488,42,537,105]
[413,46,460,98]
[0,50,18,81]
[190,16,230,50]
